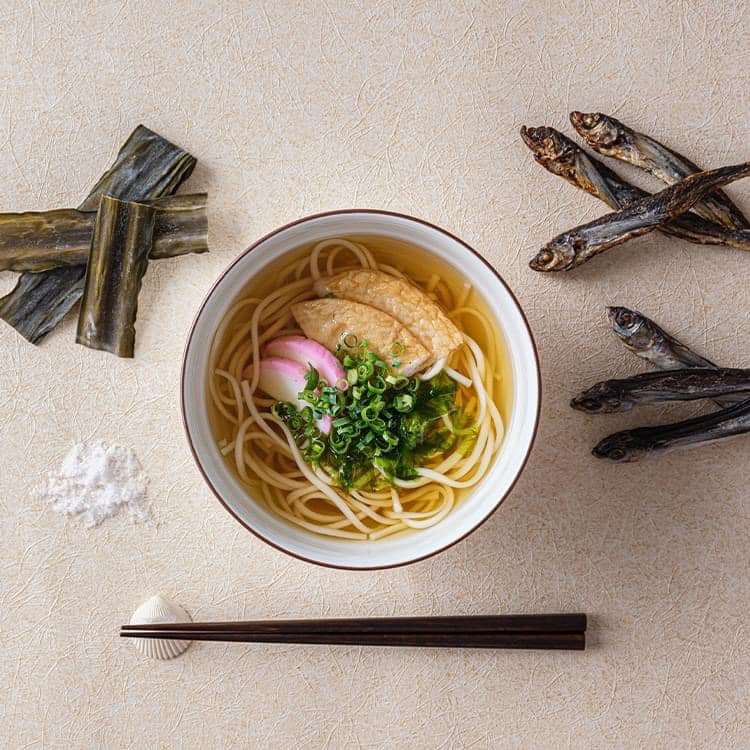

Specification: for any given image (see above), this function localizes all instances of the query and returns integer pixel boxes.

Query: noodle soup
[207,235,511,542]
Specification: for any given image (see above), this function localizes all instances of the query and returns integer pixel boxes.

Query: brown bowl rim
[180,208,542,571]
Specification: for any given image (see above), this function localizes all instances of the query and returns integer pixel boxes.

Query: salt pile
[35,441,148,527]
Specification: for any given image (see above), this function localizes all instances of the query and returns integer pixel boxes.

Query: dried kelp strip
[78,125,196,210]
[569,111,750,230]
[0,125,196,343]
[0,195,207,271]
[150,194,208,260]
[0,266,87,343]
[0,209,93,271]
[520,126,750,250]
[529,162,750,271]
[76,196,155,358]
[0,193,208,272]
[592,398,750,462]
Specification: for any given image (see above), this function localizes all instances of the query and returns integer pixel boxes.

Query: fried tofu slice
[291,298,432,375]
[314,269,463,362]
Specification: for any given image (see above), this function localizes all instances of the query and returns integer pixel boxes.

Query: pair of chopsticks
[121,613,586,650]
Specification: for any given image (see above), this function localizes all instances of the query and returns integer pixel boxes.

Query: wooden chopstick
[121,630,585,649]
[122,613,585,633]
[120,614,586,650]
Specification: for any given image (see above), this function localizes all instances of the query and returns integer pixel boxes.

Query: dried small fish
[0,125,196,344]
[571,368,750,414]
[530,162,750,271]
[592,398,750,462]
[607,307,715,369]
[569,111,750,230]
[76,196,155,358]
[520,126,750,250]
[521,125,640,209]
[607,306,744,409]
[0,194,208,273]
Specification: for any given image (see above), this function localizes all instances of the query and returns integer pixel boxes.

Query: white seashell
[129,594,192,660]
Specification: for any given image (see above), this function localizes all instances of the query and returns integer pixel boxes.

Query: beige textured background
[1,1,748,747]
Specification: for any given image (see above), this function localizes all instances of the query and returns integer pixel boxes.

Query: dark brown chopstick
[123,613,585,633]
[121,631,584,649]
[120,614,586,651]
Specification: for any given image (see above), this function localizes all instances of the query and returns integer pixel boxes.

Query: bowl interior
[182,211,539,569]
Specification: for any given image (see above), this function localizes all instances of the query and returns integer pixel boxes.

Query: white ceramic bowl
[182,210,540,569]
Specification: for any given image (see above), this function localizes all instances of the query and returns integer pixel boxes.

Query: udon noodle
[208,238,505,541]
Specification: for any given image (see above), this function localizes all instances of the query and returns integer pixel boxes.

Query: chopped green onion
[389,341,405,357]
[357,363,373,380]
[307,438,325,459]
[304,424,322,440]
[360,404,379,423]
[321,386,340,403]
[273,342,471,491]
[387,375,409,390]
[299,389,317,404]
[394,393,414,412]
[329,433,350,454]
[379,431,399,449]
[367,376,386,394]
